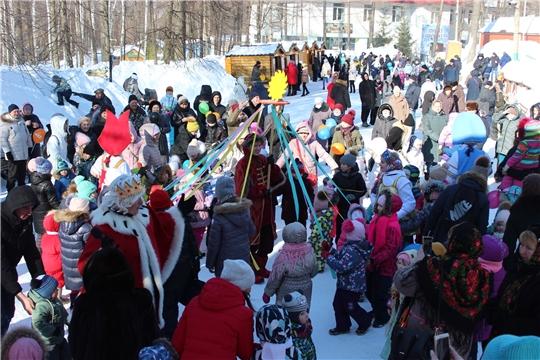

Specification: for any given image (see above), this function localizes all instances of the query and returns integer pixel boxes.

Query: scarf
[269,242,314,281]
[416,223,491,333]
[261,338,293,360]
[291,320,313,339]
[499,245,540,315]
[478,258,503,273]
[341,126,353,147]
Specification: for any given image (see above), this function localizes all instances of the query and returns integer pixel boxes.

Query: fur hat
[466,101,479,111]
[341,219,365,241]
[483,335,540,360]
[186,139,201,158]
[340,153,357,168]
[481,235,509,262]
[69,197,90,213]
[215,176,236,203]
[149,189,172,211]
[429,163,450,182]
[220,259,255,292]
[341,109,356,126]
[30,275,58,298]
[35,157,52,174]
[76,132,91,147]
[470,155,490,179]
[423,180,447,203]
[282,222,307,244]
[281,291,308,324]
[186,119,199,133]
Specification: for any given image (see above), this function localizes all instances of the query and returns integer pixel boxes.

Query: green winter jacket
[330,125,364,159]
[421,108,447,162]
[28,289,68,346]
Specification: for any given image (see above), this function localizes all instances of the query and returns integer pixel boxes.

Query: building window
[364,4,372,22]
[392,6,403,22]
[333,3,345,21]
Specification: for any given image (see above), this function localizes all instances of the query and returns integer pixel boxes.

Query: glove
[321,250,330,260]
[53,327,62,336]
[138,166,148,177]
[263,189,271,199]
[321,241,331,252]
[5,152,13,161]
[178,193,197,217]
[262,293,270,304]
[346,194,356,201]
[267,154,275,166]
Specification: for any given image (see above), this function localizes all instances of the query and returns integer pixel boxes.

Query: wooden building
[280,41,300,65]
[225,43,287,84]
[480,15,540,47]
[112,45,145,62]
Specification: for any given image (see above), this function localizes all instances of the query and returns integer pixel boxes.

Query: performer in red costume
[235,133,284,283]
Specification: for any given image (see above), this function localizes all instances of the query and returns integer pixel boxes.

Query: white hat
[220,259,255,291]
[68,197,90,213]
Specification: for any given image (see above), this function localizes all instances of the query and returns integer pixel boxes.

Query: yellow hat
[186,120,199,133]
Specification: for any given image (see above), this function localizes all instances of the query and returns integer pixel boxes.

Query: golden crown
[114,177,144,200]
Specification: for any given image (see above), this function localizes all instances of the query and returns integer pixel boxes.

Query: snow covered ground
[3,57,501,359]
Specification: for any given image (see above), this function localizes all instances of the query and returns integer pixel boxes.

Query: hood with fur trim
[54,208,90,223]
[377,103,395,120]
[1,112,24,124]
[213,197,252,215]
[457,171,488,194]
[0,326,47,360]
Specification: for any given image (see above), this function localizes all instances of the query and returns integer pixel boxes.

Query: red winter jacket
[285,62,298,85]
[40,213,64,288]
[172,277,254,360]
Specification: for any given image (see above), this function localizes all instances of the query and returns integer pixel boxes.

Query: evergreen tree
[372,15,392,47]
[396,18,414,58]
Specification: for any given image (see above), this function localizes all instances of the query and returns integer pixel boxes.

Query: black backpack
[442,184,480,231]
[40,125,52,158]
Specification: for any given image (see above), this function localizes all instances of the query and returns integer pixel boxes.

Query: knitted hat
[495,209,510,224]
[231,103,239,112]
[282,291,309,322]
[249,91,260,101]
[381,149,403,171]
[220,259,255,291]
[83,141,96,157]
[75,132,91,147]
[334,103,344,112]
[74,176,97,201]
[390,194,403,214]
[186,119,199,133]
[94,88,104,94]
[255,304,292,344]
[57,160,69,172]
[341,109,356,126]
[178,96,188,104]
[128,94,138,103]
[186,139,201,158]
[282,222,307,244]
[149,189,173,211]
[166,86,173,92]
[485,81,493,87]
[522,174,540,196]
[397,249,418,266]
[480,235,509,262]
[429,163,450,182]
[482,334,540,360]
[470,155,490,179]
[69,197,90,213]
[206,113,217,125]
[30,275,58,298]
[341,219,366,241]
[97,110,131,156]
[340,153,357,168]
[8,104,19,113]
[403,164,420,185]
[35,157,52,174]
[215,176,236,203]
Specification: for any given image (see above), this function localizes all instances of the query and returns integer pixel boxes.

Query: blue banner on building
[421,24,450,55]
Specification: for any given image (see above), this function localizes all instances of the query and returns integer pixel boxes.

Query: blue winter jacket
[326,240,373,293]
[500,54,511,68]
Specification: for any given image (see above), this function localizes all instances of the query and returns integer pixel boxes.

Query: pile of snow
[480,15,540,35]
[501,59,540,89]
[0,57,236,125]
[479,39,540,62]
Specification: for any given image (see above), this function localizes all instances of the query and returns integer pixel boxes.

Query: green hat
[76,178,97,202]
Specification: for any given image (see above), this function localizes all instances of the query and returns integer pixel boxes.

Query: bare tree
[430,0,445,58]
[322,1,327,45]
[467,0,481,62]
[369,1,376,47]
[60,1,73,67]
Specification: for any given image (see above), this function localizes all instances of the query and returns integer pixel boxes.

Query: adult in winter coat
[170,116,198,163]
[502,174,540,270]
[417,66,431,86]
[73,88,116,115]
[420,79,437,105]
[275,164,315,227]
[394,223,492,358]
[423,169,489,243]
[437,86,457,118]
[451,81,466,113]
[372,103,398,140]
[210,91,227,119]
[330,75,351,111]
[172,259,255,360]
[21,102,44,159]
[499,51,511,69]
[312,56,321,82]
[359,73,376,126]
[308,97,332,136]
[69,243,160,360]
[478,82,496,120]
[1,186,43,336]
[300,64,310,96]
[466,70,482,101]
[276,122,338,176]
[193,84,212,141]
[386,113,415,152]
[286,61,298,96]
[473,54,488,78]
[1,104,32,191]
[251,61,262,81]
[452,55,462,75]
[443,60,459,83]
[422,101,448,164]
[147,106,171,163]
[139,123,164,170]
[123,95,148,134]
[404,75,421,113]
[489,53,500,82]
[493,103,522,161]
[55,197,92,297]
[124,73,144,100]
[372,78,384,125]
[243,91,262,118]
[421,90,435,116]
[432,57,445,89]
[388,86,410,124]
[206,177,256,277]
[320,58,332,90]
[349,62,358,93]
[171,96,197,141]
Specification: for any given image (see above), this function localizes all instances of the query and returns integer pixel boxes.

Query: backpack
[441,184,480,231]
[41,134,59,158]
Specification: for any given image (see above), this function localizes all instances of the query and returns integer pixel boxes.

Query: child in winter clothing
[74,141,98,185]
[53,160,76,199]
[323,219,374,336]
[73,175,98,208]
[121,121,143,170]
[438,112,458,162]
[366,189,403,328]
[282,291,317,360]
[275,160,315,227]
[186,176,212,253]
[204,112,227,150]
[252,304,302,360]
[330,110,365,163]
[139,123,164,170]
[487,201,511,239]
[310,188,337,272]
[263,222,318,306]
[40,212,65,299]
[28,275,70,360]
[406,137,424,171]
[206,177,256,277]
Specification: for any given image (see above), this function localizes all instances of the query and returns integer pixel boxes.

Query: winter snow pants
[361,105,372,125]
[1,286,15,336]
[366,270,393,325]
[370,106,379,126]
[6,159,27,192]
[332,288,372,331]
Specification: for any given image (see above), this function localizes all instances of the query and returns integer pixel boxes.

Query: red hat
[231,103,239,112]
[149,189,173,211]
[391,194,403,214]
[341,109,356,126]
[97,110,131,155]
[334,103,344,112]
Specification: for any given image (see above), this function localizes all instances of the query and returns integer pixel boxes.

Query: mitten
[321,250,330,260]
[5,152,13,161]
[262,293,270,304]
[267,154,275,166]
[321,241,331,252]
[263,189,271,198]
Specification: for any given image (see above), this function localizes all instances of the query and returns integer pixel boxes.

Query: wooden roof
[226,43,286,57]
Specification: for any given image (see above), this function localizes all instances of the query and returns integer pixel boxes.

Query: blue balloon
[452,112,487,144]
[325,118,337,129]
[182,160,191,170]
[318,127,331,140]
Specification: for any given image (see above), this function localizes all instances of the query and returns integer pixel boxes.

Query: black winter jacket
[30,172,61,234]
[171,104,197,140]
[405,82,421,110]
[193,85,213,141]
[1,186,43,295]
[77,93,116,114]
[170,122,196,162]
[331,79,351,110]
[359,75,376,109]
[204,124,227,149]
[210,91,227,118]
[332,170,367,218]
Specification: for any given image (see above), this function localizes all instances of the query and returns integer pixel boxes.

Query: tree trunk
[256,0,262,43]
[121,0,125,61]
[48,0,60,68]
[300,0,304,38]
[2,1,13,66]
[164,0,174,63]
[74,1,83,66]
[99,0,110,63]
[89,1,98,64]
[25,0,36,64]
[180,0,186,60]
[60,1,73,67]
[369,1,376,48]
[284,1,288,40]
[243,2,251,44]
[467,0,481,62]
[199,2,204,57]
[13,0,23,64]
[430,0,445,58]
[144,0,149,59]
[322,1,326,45]
[347,0,351,50]
[152,0,157,63]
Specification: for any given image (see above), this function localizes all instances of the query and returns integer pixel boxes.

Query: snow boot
[254,254,271,278]
[250,261,265,284]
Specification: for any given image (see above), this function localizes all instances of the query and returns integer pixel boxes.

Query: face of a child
[428,190,441,203]
[396,258,409,270]
[376,194,387,214]
[495,221,506,234]
[82,153,91,160]
[415,141,422,150]
[60,170,68,177]
[333,109,341,117]
[298,310,309,325]
[379,158,388,173]
[253,142,263,156]
[51,289,58,299]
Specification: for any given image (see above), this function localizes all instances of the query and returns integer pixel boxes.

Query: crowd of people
[1,47,540,360]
